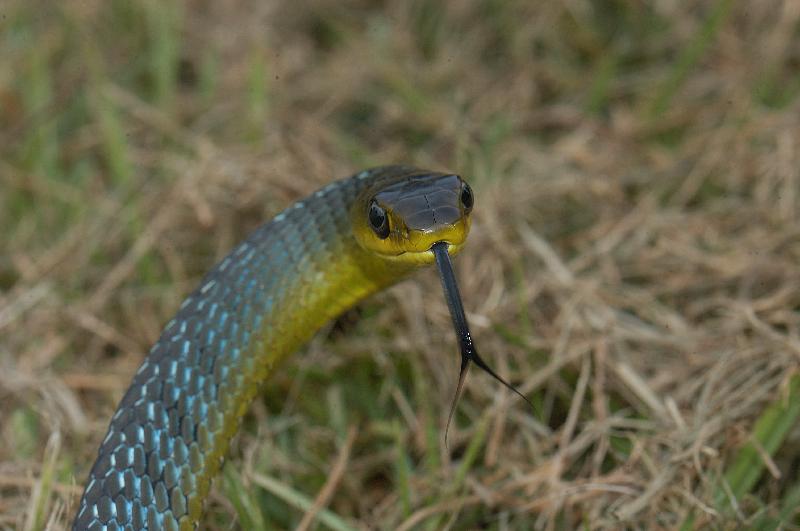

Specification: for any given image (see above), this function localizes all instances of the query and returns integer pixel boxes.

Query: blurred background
[2,1,800,529]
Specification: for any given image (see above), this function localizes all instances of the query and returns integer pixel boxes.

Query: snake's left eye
[460,182,474,213]
[368,201,390,239]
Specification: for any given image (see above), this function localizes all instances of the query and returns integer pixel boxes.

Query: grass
[2,1,800,529]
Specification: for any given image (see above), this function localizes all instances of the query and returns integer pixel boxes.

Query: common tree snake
[72,166,528,530]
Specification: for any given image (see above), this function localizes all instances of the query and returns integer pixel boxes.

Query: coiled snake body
[73,166,525,530]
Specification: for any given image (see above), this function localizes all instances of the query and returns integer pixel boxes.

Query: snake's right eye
[460,182,474,213]
[368,201,390,239]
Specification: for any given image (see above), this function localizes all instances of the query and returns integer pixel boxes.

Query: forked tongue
[431,242,533,447]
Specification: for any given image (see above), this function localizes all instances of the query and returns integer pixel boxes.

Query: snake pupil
[368,201,390,239]
[460,183,474,212]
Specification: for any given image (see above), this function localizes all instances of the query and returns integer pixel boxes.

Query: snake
[72,166,529,530]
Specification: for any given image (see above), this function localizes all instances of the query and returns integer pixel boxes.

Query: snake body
[73,166,475,530]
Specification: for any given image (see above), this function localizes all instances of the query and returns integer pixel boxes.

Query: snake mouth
[422,239,465,259]
[370,239,466,264]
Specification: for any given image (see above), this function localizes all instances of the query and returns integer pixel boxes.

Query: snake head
[351,171,473,265]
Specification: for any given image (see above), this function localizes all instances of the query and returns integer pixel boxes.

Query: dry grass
[2,1,800,529]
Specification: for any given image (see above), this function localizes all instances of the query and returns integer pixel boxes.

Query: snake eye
[368,201,390,239]
[460,182,474,212]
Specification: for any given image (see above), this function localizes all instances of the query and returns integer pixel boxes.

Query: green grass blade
[648,0,734,118]
[716,374,800,511]
[222,466,268,529]
[250,472,358,531]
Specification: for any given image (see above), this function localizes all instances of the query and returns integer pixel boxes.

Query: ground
[2,1,800,529]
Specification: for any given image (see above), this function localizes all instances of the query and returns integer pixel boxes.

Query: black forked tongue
[431,242,533,447]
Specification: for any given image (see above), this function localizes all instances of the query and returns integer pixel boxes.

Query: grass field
[2,1,800,529]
